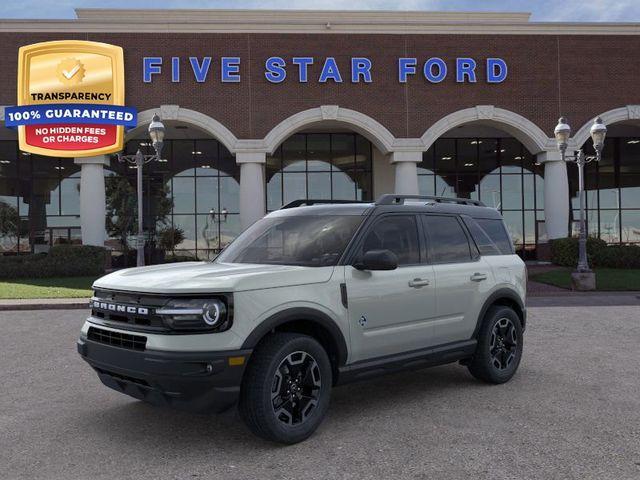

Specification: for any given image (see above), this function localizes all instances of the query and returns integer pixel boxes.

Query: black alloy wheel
[489,317,518,371]
[467,305,523,384]
[239,332,332,444]
[271,351,322,426]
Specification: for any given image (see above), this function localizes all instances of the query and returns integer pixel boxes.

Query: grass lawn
[531,268,640,291]
[0,276,96,299]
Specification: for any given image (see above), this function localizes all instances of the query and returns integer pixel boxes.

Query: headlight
[156,298,230,332]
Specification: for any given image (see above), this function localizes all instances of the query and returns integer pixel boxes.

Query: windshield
[216,215,364,266]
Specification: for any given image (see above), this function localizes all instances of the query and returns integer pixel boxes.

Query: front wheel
[468,306,523,384]
[239,333,332,444]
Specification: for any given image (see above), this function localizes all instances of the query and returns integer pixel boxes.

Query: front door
[345,214,437,363]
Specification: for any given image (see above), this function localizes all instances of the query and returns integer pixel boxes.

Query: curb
[0,301,89,311]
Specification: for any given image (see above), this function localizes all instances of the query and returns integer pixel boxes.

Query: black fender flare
[472,288,526,338]
[241,307,349,366]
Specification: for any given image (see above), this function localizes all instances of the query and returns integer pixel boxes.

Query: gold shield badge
[15,40,126,157]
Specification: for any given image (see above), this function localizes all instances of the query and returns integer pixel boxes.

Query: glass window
[307,172,332,199]
[500,139,523,174]
[0,141,18,177]
[423,215,471,263]
[307,134,331,171]
[501,211,523,248]
[418,175,435,196]
[361,215,420,265]
[478,139,498,175]
[172,177,195,214]
[217,214,364,266]
[501,175,523,210]
[282,135,306,172]
[434,139,456,176]
[477,218,515,254]
[173,140,195,176]
[266,133,373,211]
[621,210,640,243]
[620,174,640,209]
[462,217,501,256]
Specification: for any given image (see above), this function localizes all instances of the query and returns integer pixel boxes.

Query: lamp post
[117,113,166,267]
[553,116,607,288]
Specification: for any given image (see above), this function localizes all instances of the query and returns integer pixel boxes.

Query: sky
[1,0,639,22]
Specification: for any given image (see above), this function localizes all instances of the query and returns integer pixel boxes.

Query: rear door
[345,214,437,362]
[422,214,493,345]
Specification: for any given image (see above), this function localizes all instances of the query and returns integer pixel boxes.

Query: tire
[467,305,523,384]
[239,333,332,444]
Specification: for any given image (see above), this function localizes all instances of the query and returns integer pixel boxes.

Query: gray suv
[78,194,526,444]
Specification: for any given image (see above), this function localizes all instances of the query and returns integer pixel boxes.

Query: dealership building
[0,9,639,261]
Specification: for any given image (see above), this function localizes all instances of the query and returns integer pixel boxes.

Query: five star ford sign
[4,40,137,158]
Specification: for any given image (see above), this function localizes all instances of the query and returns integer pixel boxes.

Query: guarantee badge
[5,40,136,157]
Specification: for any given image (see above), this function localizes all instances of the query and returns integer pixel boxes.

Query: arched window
[266,133,373,212]
[419,137,544,259]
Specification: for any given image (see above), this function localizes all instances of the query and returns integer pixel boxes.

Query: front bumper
[77,337,252,413]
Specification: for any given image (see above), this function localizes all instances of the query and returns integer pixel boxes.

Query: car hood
[93,262,335,294]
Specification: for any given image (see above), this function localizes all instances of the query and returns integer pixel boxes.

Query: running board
[336,339,477,385]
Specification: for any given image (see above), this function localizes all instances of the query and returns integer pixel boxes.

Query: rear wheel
[239,333,332,444]
[468,306,523,384]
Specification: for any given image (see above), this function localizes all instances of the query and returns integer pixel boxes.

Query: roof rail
[280,199,369,209]
[376,194,485,207]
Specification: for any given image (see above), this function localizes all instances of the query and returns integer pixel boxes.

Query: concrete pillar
[237,151,266,230]
[391,151,422,195]
[74,155,109,246]
[538,151,569,239]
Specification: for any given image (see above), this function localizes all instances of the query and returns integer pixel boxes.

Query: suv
[78,194,526,444]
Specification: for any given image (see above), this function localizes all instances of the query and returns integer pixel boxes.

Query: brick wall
[0,32,638,140]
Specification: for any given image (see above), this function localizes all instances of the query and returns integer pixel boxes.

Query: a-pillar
[391,151,422,195]
[538,151,569,239]
[237,151,266,230]
[74,155,109,246]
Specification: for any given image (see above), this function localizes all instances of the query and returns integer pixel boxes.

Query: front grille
[90,290,170,332]
[88,326,147,351]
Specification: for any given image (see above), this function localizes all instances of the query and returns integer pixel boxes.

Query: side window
[360,215,420,265]
[462,217,501,256]
[422,215,472,263]
[475,218,514,255]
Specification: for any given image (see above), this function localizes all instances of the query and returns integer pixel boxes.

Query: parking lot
[1,301,639,480]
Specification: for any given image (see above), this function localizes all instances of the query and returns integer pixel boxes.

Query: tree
[104,176,173,252]
[157,226,185,252]
[0,201,20,251]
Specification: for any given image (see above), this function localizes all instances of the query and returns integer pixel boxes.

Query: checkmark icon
[62,64,80,79]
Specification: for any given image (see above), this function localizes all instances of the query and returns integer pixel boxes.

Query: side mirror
[354,249,398,271]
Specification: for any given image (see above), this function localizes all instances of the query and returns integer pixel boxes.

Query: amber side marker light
[228,356,246,366]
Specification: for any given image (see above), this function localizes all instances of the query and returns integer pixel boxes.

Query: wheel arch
[241,307,349,379]
[472,289,526,338]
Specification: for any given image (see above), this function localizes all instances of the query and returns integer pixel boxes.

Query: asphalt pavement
[1,303,639,480]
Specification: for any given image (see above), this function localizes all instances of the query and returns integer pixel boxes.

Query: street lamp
[117,113,166,267]
[553,116,607,286]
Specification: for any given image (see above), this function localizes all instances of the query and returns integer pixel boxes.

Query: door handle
[408,278,430,288]
[470,272,488,282]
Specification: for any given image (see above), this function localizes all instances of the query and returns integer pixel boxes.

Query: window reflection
[266,133,373,210]
[570,136,640,244]
[419,137,544,257]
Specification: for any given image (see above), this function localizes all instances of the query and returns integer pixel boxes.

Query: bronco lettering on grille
[90,300,149,316]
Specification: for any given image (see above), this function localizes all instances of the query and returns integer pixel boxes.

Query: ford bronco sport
[78,194,526,444]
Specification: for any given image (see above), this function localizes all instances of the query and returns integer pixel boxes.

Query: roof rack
[375,194,485,207]
[280,199,369,209]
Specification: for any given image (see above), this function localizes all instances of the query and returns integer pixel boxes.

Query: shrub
[0,245,107,279]
[157,227,185,252]
[550,237,640,268]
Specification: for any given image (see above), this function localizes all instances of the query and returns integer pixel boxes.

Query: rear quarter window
[471,218,514,255]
